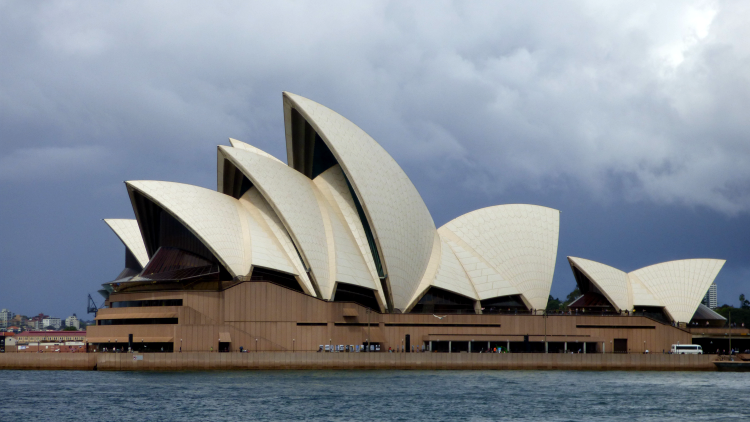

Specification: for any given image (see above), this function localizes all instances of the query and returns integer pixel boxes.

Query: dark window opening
[125,248,143,272]
[111,299,183,308]
[97,318,178,325]
[411,287,476,314]
[332,283,380,311]
[222,160,253,199]
[250,267,303,293]
[141,247,222,282]
[481,295,528,313]
[633,306,670,324]
[291,108,340,179]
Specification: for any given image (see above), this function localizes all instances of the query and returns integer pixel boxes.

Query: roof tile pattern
[240,188,316,295]
[284,92,437,311]
[567,257,726,322]
[313,165,386,306]
[126,181,251,278]
[220,146,333,298]
[567,257,630,311]
[103,219,149,267]
[439,205,560,310]
[631,259,725,323]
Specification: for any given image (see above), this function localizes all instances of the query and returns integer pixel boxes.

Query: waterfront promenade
[0,352,717,371]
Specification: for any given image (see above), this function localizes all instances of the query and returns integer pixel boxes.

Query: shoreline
[0,352,718,371]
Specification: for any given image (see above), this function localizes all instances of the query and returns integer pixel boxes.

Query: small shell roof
[566,257,726,323]
[437,204,560,310]
[103,219,149,268]
[126,180,252,278]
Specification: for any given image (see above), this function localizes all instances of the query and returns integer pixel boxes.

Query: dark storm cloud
[1,0,748,318]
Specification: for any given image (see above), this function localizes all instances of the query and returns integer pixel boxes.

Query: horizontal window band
[385,323,502,328]
[576,325,655,329]
[97,318,178,326]
[296,323,328,326]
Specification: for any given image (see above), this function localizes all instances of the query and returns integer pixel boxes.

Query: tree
[546,295,563,311]
[740,294,750,310]
[563,287,581,308]
[62,326,78,331]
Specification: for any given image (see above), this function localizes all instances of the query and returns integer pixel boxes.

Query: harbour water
[1,370,748,421]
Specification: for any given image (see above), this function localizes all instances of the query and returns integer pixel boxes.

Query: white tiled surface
[439,204,560,310]
[240,187,316,296]
[228,138,284,164]
[238,190,297,276]
[313,165,386,306]
[431,237,479,300]
[126,181,252,278]
[568,257,631,311]
[627,273,661,307]
[567,256,725,322]
[284,92,438,311]
[630,259,725,323]
[103,219,149,267]
[220,146,333,298]
[440,232,519,300]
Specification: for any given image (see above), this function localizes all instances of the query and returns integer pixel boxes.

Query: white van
[671,344,703,354]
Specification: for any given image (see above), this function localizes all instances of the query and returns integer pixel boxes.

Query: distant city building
[29,313,49,330]
[702,283,718,309]
[65,314,80,330]
[42,318,62,330]
[0,309,14,328]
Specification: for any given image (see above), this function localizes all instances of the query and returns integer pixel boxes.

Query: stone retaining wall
[0,352,717,371]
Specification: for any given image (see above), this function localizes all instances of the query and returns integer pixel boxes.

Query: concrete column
[584,343,586,354]
[448,341,452,354]
[506,340,510,352]
[564,342,567,352]
[545,342,548,353]
[602,342,605,353]
[429,341,432,352]
[487,341,490,352]
[469,341,472,353]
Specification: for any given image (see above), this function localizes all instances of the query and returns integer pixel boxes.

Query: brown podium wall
[86,282,693,353]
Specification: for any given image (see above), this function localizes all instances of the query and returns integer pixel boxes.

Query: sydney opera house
[87,92,726,354]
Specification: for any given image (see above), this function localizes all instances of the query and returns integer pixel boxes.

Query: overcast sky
[1,1,749,320]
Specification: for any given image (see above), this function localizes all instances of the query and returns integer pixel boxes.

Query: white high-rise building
[0,309,14,328]
[702,283,718,309]
[65,314,80,330]
[42,317,62,330]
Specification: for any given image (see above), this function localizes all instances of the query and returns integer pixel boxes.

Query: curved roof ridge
[567,256,631,311]
[103,219,149,268]
[219,145,333,298]
[228,138,285,164]
[629,258,725,323]
[439,204,559,310]
[125,180,252,278]
[283,92,437,311]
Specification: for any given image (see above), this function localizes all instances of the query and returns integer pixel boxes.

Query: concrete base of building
[0,352,718,371]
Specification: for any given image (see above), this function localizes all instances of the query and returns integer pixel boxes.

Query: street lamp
[293,338,295,353]
[255,338,258,352]
[180,338,183,353]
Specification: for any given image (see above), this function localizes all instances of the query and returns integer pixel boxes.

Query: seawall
[0,352,717,371]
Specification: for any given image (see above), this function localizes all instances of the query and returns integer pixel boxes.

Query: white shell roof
[239,188,316,296]
[313,166,385,307]
[566,257,726,323]
[567,257,631,311]
[103,219,149,268]
[630,259,725,323]
[437,204,560,310]
[228,138,284,164]
[219,146,334,298]
[126,181,253,278]
[283,92,437,311]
